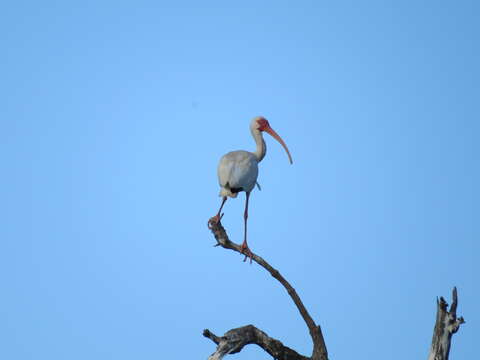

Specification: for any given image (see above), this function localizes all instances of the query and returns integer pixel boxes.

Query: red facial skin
[256,118,293,164]
[256,117,270,131]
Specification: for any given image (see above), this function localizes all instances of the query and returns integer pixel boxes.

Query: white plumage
[210,116,292,261]
[217,150,258,198]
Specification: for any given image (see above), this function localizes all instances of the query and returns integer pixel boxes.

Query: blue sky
[1,1,478,359]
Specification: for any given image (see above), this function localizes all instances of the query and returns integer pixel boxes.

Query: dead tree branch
[427,287,465,360]
[207,218,328,360]
[206,219,465,360]
[203,326,309,360]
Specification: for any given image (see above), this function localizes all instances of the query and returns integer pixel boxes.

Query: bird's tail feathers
[219,187,238,198]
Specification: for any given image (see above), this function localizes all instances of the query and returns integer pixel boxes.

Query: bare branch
[427,287,465,360]
[207,219,328,360]
[203,325,309,360]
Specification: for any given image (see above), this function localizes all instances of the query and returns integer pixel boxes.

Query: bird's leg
[216,196,227,220]
[241,191,253,263]
[208,196,227,228]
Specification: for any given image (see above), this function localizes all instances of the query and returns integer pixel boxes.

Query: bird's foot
[241,242,253,264]
[208,213,223,229]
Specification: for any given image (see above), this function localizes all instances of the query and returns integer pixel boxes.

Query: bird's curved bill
[264,126,293,164]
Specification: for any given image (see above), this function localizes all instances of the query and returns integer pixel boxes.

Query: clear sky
[1,1,478,359]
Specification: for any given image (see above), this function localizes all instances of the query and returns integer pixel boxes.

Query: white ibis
[209,116,293,261]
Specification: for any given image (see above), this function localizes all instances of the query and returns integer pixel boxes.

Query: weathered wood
[206,219,465,360]
[207,218,328,360]
[203,326,309,360]
[427,287,465,360]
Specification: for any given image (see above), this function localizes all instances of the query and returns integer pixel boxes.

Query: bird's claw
[241,243,253,264]
[208,213,223,229]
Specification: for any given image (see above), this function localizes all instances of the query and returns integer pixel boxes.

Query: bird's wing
[217,153,236,188]
[256,181,261,191]
[218,151,258,192]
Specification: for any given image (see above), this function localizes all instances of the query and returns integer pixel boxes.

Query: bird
[209,116,293,262]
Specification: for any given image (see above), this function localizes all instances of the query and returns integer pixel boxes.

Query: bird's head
[250,116,293,164]
[253,116,270,131]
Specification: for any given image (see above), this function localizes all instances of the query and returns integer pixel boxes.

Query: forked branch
[207,219,328,360]
[428,287,465,360]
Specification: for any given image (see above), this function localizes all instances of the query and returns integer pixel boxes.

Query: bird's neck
[252,130,266,162]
